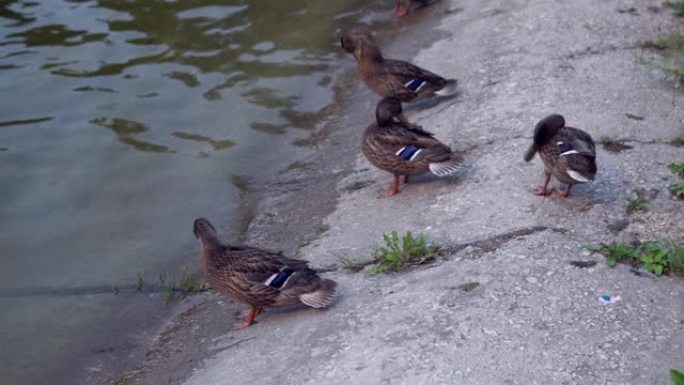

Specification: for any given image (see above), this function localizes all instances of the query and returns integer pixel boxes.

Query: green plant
[669,183,684,198]
[668,162,684,177]
[639,243,669,275]
[639,30,684,84]
[624,197,648,213]
[177,269,206,294]
[598,240,684,275]
[672,369,684,385]
[367,231,434,275]
[602,242,637,267]
[665,0,684,17]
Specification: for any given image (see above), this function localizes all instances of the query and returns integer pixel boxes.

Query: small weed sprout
[669,183,684,199]
[624,197,647,213]
[367,231,434,276]
[665,0,684,17]
[672,368,684,385]
[668,162,684,177]
[596,240,684,275]
[639,30,684,85]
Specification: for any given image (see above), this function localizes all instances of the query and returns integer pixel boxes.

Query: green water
[0,0,396,383]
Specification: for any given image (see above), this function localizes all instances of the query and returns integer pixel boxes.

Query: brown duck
[340,26,456,102]
[362,97,463,196]
[394,0,432,17]
[524,114,597,197]
[193,218,337,329]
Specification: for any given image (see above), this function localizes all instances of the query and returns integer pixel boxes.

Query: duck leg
[531,173,551,196]
[385,174,402,197]
[403,175,410,184]
[553,184,572,198]
[394,0,409,16]
[232,306,262,330]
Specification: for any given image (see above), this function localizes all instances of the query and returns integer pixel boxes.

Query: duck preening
[192,218,337,329]
[362,97,463,196]
[524,114,597,197]
[340,26,457,102]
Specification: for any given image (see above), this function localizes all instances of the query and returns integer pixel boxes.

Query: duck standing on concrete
[524,114,597,197]
[340,26,457,102]
[192,218,337,329]
[362,97,463,196]
[394,0,433,17]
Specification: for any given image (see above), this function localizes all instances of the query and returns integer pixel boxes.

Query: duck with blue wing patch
[524,114,597,197]
[394,0,434,17]
[340,26,457,102]
[192,218,337,330]
[362,97,464,196]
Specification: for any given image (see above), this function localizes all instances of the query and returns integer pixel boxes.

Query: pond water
[0,0,397,383]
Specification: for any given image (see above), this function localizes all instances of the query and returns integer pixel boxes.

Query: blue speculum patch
[557,142,573,153]
[398,145,420,160]
[268,269,293,288]
[405,78,425,92]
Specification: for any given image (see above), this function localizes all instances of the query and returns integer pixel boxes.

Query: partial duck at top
[362,97,463,196]
[340,26,457,102]
[524,114,597,197]
[394,0,433,17]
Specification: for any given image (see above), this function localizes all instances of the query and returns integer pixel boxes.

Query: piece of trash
[599,294,621,304]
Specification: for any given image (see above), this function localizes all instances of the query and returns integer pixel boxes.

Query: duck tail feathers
[299,279,337,309]
[429,155,464,177]
[435,78,458,96]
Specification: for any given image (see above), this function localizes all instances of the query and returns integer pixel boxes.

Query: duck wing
[379,59,449,98]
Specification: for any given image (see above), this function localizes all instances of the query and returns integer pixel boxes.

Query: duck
[192,218,337,329]
[340,26,457,102]
[362,97,463,196]
[394,0,432,17]
[524,114,597,197]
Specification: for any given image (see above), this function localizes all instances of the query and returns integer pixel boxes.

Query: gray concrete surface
[181,0,684,384]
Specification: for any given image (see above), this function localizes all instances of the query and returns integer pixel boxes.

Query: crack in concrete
[565,44,639,60]
[437,226,567,256]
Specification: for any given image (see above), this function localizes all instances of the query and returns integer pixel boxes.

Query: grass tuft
[668,162,684,177]
[665,0,684,17]
[367,231,434,276]
[639,29,684,84]
[669,183,684,199]
[624,197,648,213]
[672,369,684,385]
[594,240,684,275]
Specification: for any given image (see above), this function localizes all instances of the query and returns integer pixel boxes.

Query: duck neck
[198,232,223,252]
[360,44,384,70]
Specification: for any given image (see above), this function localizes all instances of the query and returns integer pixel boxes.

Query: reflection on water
[0,0,390,384]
